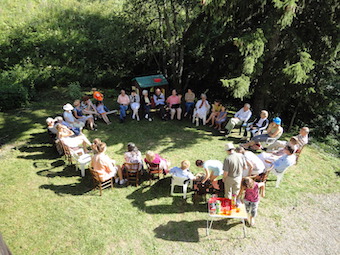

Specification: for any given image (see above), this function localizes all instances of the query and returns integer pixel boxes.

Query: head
[242,177,255,189]
[127,142,138,152]
[95,100,102,106]
[91,88,97,92]
[120,89,126,96]
[142,90,148,96]
[235,146,245,154]
[155,88,161,95]
[181,160,190,170]
[200,94,207,100]
[54,116,63,123]
[55,123,66,132]
[284,145,295,155]
[221,105,226,112]
[145,151,156,162]
[195,160,204,168]
[300,127,310,137]
[214,99,221,106]
[260,110,268,119]
[187,88,192,93]
[73,100,81,107]
[131,90,136,96]
[172,89,177,96]
[289,137,299,146]
[225,143,236,154]
[95,142,107,153]
[243,103,250,111]
[82,96,90,102]
[272,117,282,126]
[91,138,102,152]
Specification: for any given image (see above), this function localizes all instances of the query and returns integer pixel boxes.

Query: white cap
[225,143,235,151]
[54,116,63,122]
[63,103,74,111]
[46,117,54,124]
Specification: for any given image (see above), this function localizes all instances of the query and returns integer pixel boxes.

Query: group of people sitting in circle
[45,87,310,227]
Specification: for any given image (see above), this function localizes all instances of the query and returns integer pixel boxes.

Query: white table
[206,203,248,238]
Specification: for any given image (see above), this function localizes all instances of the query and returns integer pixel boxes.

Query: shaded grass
[0,92,339,254]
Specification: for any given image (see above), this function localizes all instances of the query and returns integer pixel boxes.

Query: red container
[208,197,231,214]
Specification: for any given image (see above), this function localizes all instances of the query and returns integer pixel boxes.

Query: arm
[234,109,241,118]
[202,168,210,183]
[237,186,245,200]
[246,160,254,176]
[73,109,81,119]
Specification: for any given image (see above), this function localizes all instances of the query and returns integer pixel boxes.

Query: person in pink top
[91,141,126,185]
[144,150,170,173]
[117,89,130,123]
[166,89,182,120]
[237,177,265,227]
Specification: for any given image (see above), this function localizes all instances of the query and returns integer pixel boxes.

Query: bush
[0,83,29,111]
[67,82,82,100]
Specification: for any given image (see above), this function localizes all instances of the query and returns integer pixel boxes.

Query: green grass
[0,89,339,254]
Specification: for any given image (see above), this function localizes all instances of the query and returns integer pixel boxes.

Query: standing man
[117,89,130,123]
[225,103,252,136]
[223,143,246,199]
[153,88,166,120]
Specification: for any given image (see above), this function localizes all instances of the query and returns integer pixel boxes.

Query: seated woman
[81,96,99,117]
[73,100,95,130]
[129,90,140,121]
[91,141,126,185]
[207,99,222,127]
[55,123,91,152]
[144,151,170,173]
[142,90,152,121]
[62,103,85,129]
[195,159,223,187]
[192,94,210,126]
[123,143,143,170]
[169,160,196,180]
[95,101,112,125]
[214,105,227,131]
[184,89,195,117]
[243,110,269,139]
[241,117,283,149]
[166,89,182,120]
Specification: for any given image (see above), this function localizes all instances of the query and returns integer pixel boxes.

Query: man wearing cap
[225,103,252,136]
[92,88,104,102]
[62,103,85,129]
[223,143,246,199]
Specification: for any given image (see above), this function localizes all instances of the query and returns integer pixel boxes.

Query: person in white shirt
[225,103,252,136]
[169,160,196,180]
[62,103,85,129]
[192,94,210,126]
[129,90,140,121]
[236,147,265,177]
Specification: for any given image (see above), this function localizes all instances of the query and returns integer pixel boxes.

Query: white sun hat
[63,103,74,111]
[225,143,235,151]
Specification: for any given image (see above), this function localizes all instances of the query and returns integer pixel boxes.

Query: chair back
[171,175,189,186]
[147,162,161,172]
[89,166,101,183]
[124,162,140,172]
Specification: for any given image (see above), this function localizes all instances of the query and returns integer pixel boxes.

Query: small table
[206,203,248,238]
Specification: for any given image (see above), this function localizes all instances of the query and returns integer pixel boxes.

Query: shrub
[0,83,29,111]
[67,82,82,100]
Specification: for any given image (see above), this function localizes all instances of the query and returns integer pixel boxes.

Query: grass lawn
[0,89,339,255]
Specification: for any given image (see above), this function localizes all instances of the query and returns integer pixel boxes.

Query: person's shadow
[126,177,207,214]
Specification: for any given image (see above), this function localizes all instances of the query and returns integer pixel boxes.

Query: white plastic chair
[271,166,291,188]
[70,148,92,177]
[170,176,193,199]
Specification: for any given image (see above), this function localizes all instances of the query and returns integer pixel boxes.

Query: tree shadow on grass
[153,219,241,242]
[126,177,207,214]
[39,180,93,196]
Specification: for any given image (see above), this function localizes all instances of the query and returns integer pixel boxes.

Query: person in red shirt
[92,88,104,102]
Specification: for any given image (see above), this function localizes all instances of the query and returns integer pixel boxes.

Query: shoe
[115,177,120,184]
[145,114,148,119]
[119,179,127,185]
[184,112,188,117]
[148,118,152,122]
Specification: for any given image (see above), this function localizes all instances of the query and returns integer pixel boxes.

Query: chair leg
[79,163,85,177]
[99,185,102,196]
[276,173,284,188]
[183,184,188,199]
[170,184,175,196]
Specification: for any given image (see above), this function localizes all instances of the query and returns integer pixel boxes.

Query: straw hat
[225,143,235,151]
[63,103,74,111]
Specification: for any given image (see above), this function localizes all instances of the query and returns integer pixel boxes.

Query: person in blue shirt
[153,88,167,120]
[195,159,224,184]
[169,160,196,180]
[272,145,296,173]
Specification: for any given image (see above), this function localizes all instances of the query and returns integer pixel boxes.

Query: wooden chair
[146,162,163,185]
[89,167,114,196]
[123,163,141,187]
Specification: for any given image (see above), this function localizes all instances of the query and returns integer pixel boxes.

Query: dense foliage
[0,0,339,138]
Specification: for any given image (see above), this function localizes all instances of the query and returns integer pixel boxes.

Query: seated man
[235,147,265,177]
[153,88,167,120]
[243,110,269,139]
[267,127,309,152]
[169,160,196,180]
[195,159,223,187]
[225,103,252,136]
[258,145,296,171]
[192,94,210,126]
[117,90,130,123]
[242,117,283,149]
